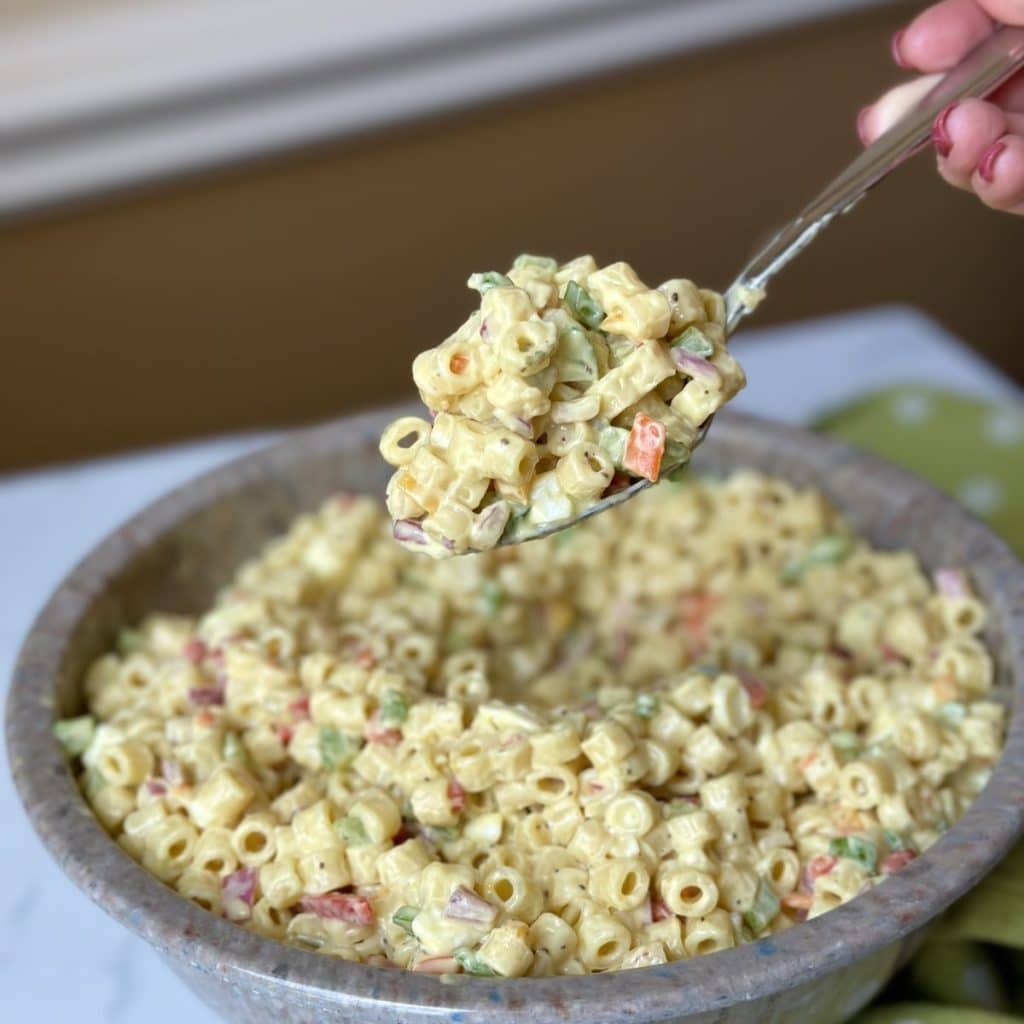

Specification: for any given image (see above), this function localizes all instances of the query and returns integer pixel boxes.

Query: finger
[892,0,994,72]
[990,68,1024,113]
[973,1,1024,26]
[859,75,944,144]
[932,98,1007,187]
[971,132,1024,212]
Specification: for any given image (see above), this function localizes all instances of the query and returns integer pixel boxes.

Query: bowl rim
[7,407,1024,1021]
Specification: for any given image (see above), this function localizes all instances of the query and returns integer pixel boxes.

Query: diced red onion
[880,849,917,875]
[444,885,496,925]
[670,348,720,382]
[934,568,969,599]
[289,695,311,721]
[394,519,429,545]
[300,892,375,925]
[447,779,466,814]
[738,672,767,708]
[144,779,167,796]
[161,759,184,786]
[412,954,459,974]
[472,502,510,548]
[651,896,673,922]
[188,686,224,707]
[183,638,208,664]
[222,867,257,922]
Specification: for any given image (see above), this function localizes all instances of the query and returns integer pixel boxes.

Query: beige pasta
[62,474,1001,977]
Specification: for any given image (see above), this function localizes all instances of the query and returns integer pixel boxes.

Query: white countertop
[0,0,890,217]
[2,306,1018,1022]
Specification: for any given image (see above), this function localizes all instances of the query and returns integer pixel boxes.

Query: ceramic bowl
[8,408,1024,1024]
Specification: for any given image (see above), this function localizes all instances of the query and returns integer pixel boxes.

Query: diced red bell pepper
[448,779,466,814]
[623,412,667,482]
[880,849,917,875]
[300,892,375,925]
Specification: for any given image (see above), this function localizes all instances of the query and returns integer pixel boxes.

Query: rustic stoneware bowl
[8,408,1024,1024]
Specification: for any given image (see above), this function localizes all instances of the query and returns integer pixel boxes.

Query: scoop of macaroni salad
[380,255,745,557]
[58,473,1002,977]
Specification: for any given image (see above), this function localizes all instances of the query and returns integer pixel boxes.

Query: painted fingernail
[857,106,872,144]
[891,28,911,68]
[978,140,1006,183]
[932,102,957,158]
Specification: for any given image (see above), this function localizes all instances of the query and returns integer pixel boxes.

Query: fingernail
[891,28,910,68]
[857,106,872,144]
[978,140,1006,183]
[932,102,957,158]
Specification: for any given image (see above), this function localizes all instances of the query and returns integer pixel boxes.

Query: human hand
[859,1,1024,214]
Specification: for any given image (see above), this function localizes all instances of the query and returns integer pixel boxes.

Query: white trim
[0,0,889,216]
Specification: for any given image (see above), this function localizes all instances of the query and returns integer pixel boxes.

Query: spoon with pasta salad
[380,25,1024,558]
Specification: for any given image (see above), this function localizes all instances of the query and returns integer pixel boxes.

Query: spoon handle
[723,24,1024,335]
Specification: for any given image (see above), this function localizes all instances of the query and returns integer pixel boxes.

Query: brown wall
[1,2,1019,473]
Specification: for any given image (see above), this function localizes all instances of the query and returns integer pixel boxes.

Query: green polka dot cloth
[816,385,1024,1022]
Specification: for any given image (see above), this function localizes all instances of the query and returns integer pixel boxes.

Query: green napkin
[816,385,1024,1021]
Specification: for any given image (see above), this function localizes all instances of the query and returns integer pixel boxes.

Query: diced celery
[634,694,659,719]
[564,281,605,329]
[554,321,598,383]
[937,701,967,726]
[53,715,95,758]
[454,947,497,976]
[222,731,247,762]
[829,835,878,873]
[670,326,714,358]
[379,689,409,725]
[883,829,910,852]
[742,877,780,934]
[319,727,362,771]
[598,426,629,470]
[477,580,505,618]
[467,271,512,294]
[335,814,370,846]
[829,731,862,756]
[392,905,420,935]
[782,535,853,583]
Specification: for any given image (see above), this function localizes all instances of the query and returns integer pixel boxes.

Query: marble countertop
[2,306,1017,1022]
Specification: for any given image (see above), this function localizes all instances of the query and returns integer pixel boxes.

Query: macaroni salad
[58,473,1002,977]
[380,255,745,556]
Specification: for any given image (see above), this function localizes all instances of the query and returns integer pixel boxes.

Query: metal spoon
[499,23,1024,548]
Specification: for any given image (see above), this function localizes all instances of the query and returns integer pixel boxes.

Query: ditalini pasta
[59,473,1002,976]
[380,255,745,556]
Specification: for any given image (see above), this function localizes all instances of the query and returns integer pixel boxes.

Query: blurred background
[2,0,1021,473]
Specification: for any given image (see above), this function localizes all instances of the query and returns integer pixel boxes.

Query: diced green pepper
[53,715,95,758]
[392,905,420,935]
[335,814,370,846]
[564,281,605,329]
[467,271,512,294]
[319,727,362,771]
[477,580,505,618]
[454,947,497,977]
[634,694,659,719]
[116,628,145,656]
[829,835,878,873]
[782,535,853,583]
[742,877,781,934]
[670,326,715,358]
[379,689,409,725]
[883,829,911,852]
